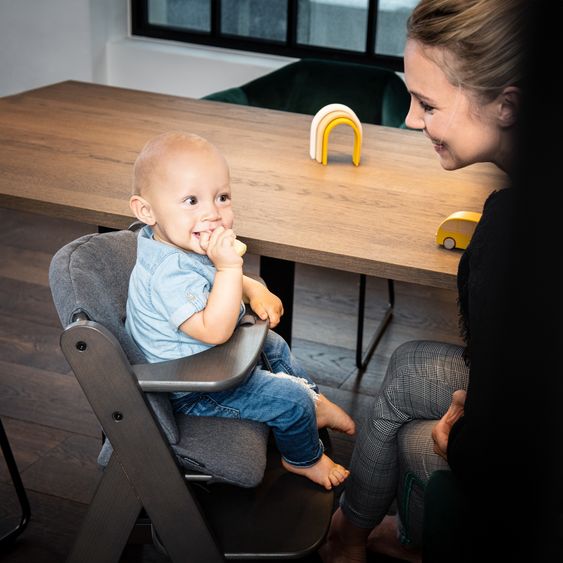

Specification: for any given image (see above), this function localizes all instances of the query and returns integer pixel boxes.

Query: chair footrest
[195,446,334,559]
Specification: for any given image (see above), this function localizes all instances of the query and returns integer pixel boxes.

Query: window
[131,0,418,72]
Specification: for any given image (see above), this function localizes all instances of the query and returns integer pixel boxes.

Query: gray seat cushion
[49,229,268,487]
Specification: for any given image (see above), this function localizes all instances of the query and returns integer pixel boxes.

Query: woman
[321,0,530,561]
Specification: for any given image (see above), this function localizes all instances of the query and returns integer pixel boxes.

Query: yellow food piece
[234,239,247,256]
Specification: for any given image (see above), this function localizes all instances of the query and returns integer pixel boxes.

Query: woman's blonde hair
[407,0,528,102]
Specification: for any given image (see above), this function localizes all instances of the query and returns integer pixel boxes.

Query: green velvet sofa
[202,58,410,128]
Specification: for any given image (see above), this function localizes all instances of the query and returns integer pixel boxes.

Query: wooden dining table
[0,80,505,356]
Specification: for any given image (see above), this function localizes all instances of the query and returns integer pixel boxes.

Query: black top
[445,184,562,561]
[448,186,515,477]
[455,188,514,367]
[447,5,563,559]
[445,187,520,559]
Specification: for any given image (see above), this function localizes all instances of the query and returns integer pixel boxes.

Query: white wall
[1,0,90,96]
[89,0,130,84]
[0,0,293,99]
[106,37,294,99]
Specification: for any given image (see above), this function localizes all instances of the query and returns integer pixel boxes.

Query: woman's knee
[387,341,466,390]
[388,341,440,378]
[378,341,466,421]
[381,341,431,404]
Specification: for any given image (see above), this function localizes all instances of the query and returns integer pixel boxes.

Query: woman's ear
[497,86,521,128]
[129,195,155,225]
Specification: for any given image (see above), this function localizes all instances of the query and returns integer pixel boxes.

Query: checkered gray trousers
[339,340,469,547]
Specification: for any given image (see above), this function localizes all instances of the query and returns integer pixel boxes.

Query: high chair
[48,225,334,563]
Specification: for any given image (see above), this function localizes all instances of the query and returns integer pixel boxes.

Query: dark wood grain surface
[0,81,505,290]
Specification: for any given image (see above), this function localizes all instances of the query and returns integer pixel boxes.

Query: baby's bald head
[132,131,224,197]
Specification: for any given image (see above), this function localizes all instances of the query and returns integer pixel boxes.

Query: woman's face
[404,39,502,171]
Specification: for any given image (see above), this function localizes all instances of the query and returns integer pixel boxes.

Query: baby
[125,131,355,489]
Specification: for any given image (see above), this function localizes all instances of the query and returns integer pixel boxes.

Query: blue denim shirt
[125,225,245,363]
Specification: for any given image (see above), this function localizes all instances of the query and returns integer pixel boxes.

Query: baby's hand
[199,227,243,271]
[249,286,284,328]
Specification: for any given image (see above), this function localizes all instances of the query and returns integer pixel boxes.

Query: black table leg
[259,256,295,347]
[356,277,394,372]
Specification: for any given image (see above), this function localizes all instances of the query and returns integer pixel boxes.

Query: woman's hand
[431,389,467,461]
[243,277,284,328]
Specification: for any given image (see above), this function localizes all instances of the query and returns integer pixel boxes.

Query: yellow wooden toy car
[436,211,482,250]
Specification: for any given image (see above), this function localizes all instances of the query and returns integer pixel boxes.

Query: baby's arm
[243,275,283,329]
[180,227,243,344]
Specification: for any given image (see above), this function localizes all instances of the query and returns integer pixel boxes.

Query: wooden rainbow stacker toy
[310,103,363,166]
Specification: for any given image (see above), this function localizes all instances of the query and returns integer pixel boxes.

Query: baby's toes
[329,466,349,486]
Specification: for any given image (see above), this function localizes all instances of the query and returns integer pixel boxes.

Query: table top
[0,80,505,290]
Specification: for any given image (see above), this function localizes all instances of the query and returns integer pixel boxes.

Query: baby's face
[148,144,234,253]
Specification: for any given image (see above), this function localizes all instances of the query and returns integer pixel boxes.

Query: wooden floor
[0,208,462,562]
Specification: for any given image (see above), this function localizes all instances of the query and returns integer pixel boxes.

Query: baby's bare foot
[281,454,349,490]
[316,394,356,435]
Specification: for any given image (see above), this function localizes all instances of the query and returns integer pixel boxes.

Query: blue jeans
[170,330,324,467]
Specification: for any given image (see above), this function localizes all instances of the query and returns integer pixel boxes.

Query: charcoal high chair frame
[49,227,334,563]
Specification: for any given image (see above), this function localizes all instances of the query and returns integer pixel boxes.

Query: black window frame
[131,0,405,73]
